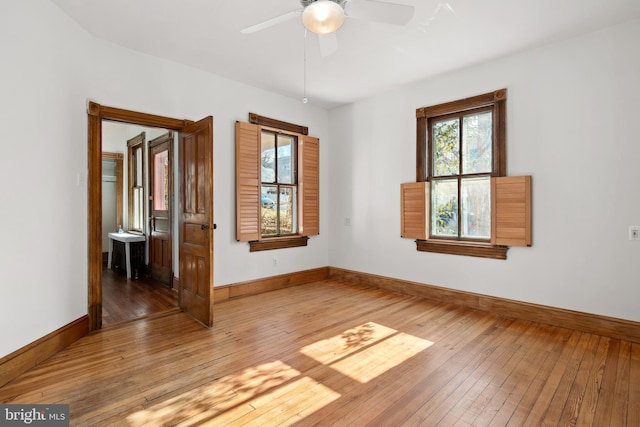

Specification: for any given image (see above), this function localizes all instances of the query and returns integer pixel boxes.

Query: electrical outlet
[629,226,640,241]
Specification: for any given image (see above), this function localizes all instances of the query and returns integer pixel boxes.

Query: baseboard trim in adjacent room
[214,266,331,303]
[0,315,89,387]
[328,267,640,344]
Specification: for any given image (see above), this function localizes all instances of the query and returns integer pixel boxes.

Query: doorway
[88,102,214,331]
[100,124,177,326]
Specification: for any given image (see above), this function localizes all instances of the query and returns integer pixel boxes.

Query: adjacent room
[1,0,639,425]
[100,121,179,325]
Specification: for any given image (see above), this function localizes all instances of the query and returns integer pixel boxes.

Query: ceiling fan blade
[318,32,338,57]
[345,0,414,26]
[240,9,302,34]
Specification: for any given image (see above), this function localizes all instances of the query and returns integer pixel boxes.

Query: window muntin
[260,130,298,237]
[429,106,493,241]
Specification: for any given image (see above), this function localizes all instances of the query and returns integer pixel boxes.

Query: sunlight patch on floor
[125,360,340,426]
[301,322,396,364]
[301,322,434,383]
[228,376,341,426]
[126,323,432,425]
[126,360,299,426]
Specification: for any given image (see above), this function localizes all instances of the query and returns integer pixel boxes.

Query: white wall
[0,0,330,357]
[0,1,91,358]
[328,18,640,323]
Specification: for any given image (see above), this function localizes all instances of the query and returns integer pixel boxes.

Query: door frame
[88,102,197,331]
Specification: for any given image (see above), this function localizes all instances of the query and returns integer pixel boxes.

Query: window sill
[416,240,508,260]
[249,236,309,252]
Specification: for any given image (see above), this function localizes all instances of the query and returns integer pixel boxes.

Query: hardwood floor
[1,279,638,426]
[102,267,178,326]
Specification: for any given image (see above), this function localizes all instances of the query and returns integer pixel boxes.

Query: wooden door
[148,133,173,285]
[179,117,214,326]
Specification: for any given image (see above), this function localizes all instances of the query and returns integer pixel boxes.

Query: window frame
[236,114,319,252]
[415,89,507,258]
[127,132,146,233]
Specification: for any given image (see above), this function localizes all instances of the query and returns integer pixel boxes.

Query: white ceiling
[51,0,640,109]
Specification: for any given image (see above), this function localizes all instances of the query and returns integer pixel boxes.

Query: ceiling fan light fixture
[302,0,345,34]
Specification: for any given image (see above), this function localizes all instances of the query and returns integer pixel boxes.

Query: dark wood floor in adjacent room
[102,267,178,325]
[1,279,638,426]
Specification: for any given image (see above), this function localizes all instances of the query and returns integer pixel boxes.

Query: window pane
[133,187,144,230]
[153,150,169,211]
[462,111,492,174]
[461,177,491,239]
[135,147,143,186]
[433,118,459,176]
[279,186,297,235]
[431,179,458,237]
[261,131,276,183]
[261,185,277,236]
[277,135,294,184]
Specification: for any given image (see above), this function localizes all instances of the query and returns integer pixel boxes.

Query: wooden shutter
[299,135,320,236]
[235,121,260,241]
[400,182,429,240]
[491,176,532,246]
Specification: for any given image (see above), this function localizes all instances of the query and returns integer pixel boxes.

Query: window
[236,114,319,251]
[430,106,493,240]
[127,132,145,233]
[261,130,298,237]
[401,89,531,259]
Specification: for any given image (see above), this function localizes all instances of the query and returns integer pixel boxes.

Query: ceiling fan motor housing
[300,0,346,8]
[301,0,347,34]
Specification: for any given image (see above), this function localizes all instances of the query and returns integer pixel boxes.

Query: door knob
[200,224,209,230]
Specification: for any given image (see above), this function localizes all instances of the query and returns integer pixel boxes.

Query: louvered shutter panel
[401,182,429,240]
[491,176,532,246]
[299,135,320,236]
[235,121,261,241]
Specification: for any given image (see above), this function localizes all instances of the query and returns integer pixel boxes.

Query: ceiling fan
[240,0,415,57]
